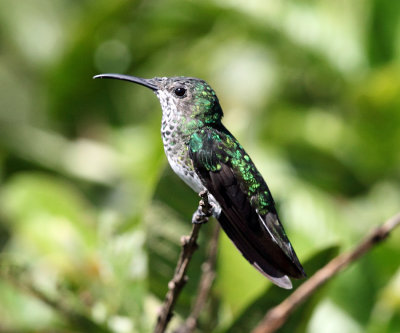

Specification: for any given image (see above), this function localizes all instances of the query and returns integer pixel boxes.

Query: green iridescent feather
[189,127,274,215]
[188,126,304,278]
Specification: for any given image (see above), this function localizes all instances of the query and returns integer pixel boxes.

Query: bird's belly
[164,146,222,218]
[165,151,204,193]
[167,154,222,216]
[162,130,221,216]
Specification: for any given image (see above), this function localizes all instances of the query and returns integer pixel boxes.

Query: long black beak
[93,73,158,91]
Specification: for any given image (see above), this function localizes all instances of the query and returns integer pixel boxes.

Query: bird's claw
[192,204,212,224]
[192,191,213,224]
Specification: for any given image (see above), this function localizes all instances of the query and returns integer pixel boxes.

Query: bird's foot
[192,190,213,224]
[192,207,211,224]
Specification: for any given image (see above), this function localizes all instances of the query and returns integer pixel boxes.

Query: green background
[0,0,399,332]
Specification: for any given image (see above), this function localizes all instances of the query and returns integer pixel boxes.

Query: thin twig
[174,223,221,333]
[154,191,212,333]
[252,212,400,333]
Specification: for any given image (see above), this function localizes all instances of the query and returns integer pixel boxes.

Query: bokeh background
[0,0,400,332]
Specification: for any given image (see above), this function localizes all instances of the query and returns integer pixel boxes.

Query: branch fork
[154,191,214,333]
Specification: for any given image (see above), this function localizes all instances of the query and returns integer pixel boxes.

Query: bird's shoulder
[188,126,274,215]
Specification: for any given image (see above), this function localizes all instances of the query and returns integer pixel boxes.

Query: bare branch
[154,191,213,333]
[252,212,400,333]
[174,223,221,333]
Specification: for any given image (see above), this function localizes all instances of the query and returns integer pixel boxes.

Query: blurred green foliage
[0,0,400,332]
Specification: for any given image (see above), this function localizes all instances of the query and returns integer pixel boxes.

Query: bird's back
[188,126,305,288]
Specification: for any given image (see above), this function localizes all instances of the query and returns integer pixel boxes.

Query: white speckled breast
[157,90,204,193]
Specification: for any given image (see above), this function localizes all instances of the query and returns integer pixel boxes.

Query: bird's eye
[174,87,186,97]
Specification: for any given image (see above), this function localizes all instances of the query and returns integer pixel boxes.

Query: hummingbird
[94,73,306,289]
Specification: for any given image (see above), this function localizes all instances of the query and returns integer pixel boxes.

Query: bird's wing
[188,128,305,289]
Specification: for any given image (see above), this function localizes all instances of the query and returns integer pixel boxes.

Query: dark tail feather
[217,211,304,289]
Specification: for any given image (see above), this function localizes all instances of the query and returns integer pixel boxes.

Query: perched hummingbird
[94,74,306,289]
